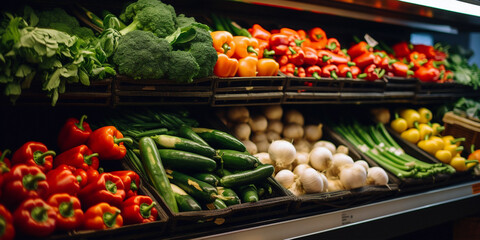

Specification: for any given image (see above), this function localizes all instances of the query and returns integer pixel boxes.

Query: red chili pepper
[302,47,318,66]
[350,65,361,78]
[391,61,414,77]
[78,173,126,209]
[110,170,140,199]
[353,52,376,69]
[269,34,289,56]
[13,198,56,237]
[287,46,305,66]
[308,27,327,48]
[413,44,436,59]
[248,24,271,41]
[83,203,123,230]
[306,65,322,79]
[414,66,440,82]
[392,42,412,58]
[0,150,11,169]
[57,115,92,153]
[54,145,99,171]
[321,64,339,80]
[337,64,353,78]
[46,165,81,197]
[47,193,84,231]
[0,204,14,240]
[87,126,132,161]
[347,41,372,59]
[11,142,55,173]
[408,51,428,70]
[325,38,341,53]
[2,164,49,208]
[122,195,158,225]
[360,63,385,81]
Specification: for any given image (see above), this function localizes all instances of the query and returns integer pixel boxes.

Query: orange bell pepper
[237,56,258,77]
[83,202,123,230]
[257,58,279,76]
[232,36,259,59]
[308,27,327,48]
[211,31,236,57]
[214,53,239,77]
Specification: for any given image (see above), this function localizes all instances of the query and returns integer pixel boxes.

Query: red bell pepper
[13,198,56,237]
[317,50,333,66]
[287,46,305,66]
[57,115,93,153]
[86,168,102,185]
[353,52,376,69]
[321,64,339,80]
[306,65,322,79]
[392,42,412,58]
[78,173,126,208]
[2,164,49,208]
[350,65,361,79]
[269,34,289,56]
[347,41,372,59]
[296,66,306,78]
[408,51,428,70]
[83,202,123,230]
[308,27,327,48]
[122,195,158,225]
[53,164,93,189]
[87,126,132,161]
[280,27,299,37]
[325,38,341,53]
[360,64,385,81]
[280,63,296,76]
[47,193,84,231]
[275,54,289,66]
[415,66,440,82]
[337,64,353,78]
[391,61,414,77]
[0,150,11,169]
[413,44,436,59]
[302,47,318,66]
[297,29,307,40]
[0,204,14,240]
[256,38,270,58]
[53,145,99,171]
[248,24,271,41]
[46,165,81,197]
[11,141,56,173]
[110,170,140,199]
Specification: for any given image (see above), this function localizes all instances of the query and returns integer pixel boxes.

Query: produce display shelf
[190,180,480,240]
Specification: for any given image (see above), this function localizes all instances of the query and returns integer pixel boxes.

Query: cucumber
[217,187,241,206]
[139,137,178,213]
[192,128,246,152]
[157,149,217,172]
[171,184,202,212]
[167,169,219,203]
[191,173,220,187]
[134,128,168,139]
[206,198,228,210]
[178,125,210,147]
[216,168,233,178]
[152,135,216,157]
[220,165,275,188]
[215,149,259,170]
[256,182,273,198]
[238,184,259,203]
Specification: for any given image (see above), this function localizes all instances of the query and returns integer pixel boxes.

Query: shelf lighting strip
[194,181,480,240]
[399,0,480,18]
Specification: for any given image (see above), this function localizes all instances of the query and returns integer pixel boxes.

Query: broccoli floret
[176,14,196,28]
[119,0,177,38]
[188,42,218,79]
[113,30,171,79]
[167,50,200,83]
[36,8,95,41]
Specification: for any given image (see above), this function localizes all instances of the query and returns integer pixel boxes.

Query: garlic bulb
[254,152,274,165]
[327,178,345,192]
[366,167,389,186]
[339,163,367,190]
[312,140,336,155]
[293,152,310,167]
[233,123,251,140]
[293,163,311,177]
[264,105,283,120]
[300,168,324,193]
[354,160,370,172]
[293,139,311,153]
[288,179,305,196]
[242,139,258,155]
[275,169,295,189]
[304,124,323,142]
[249,115,268,132]
[309,147,333,171]
[269,140,296,169]
[326,153,354,178]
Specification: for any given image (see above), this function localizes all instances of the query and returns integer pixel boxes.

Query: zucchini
[171,184,202,212]
[191,173,220,187]
[152,135,216,157]
[157,149,217,172]
[167,169,219,203]
[238,184,259,203]
[192,128,246,152]
[139,137,178,213]
[178,125,210,147]
[217,187,241,206]
[206,198,228,210]
[220,164,275,188]
[215,149,259,170]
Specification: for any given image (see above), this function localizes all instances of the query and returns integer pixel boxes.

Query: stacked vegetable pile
[390,107,477,172]
[0,115,160,238]
[102,109,277,213]
[217,106,389,195]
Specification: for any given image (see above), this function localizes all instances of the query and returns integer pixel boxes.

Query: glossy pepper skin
[0,204,14,240]
[47,193,84,231]
[306,65,322,79]
[347,41,371,59]
[83,203,122,230]
[232,36,259,59]
[287,46,305,66]
[390,113,408,133]
[302,47,318,66]
[57,115,92,153]
[321,64,339,80]
[211,31,236,57]
[392,42,412,58]
[214,53,239,77]
[78,173,126,209]
[87,126,132,161]
[13,198,56,237]
[337,64,353,78]
[46,165,81,197]
[353,52,376,69]
[54,145,99,171]
[2,164,49,208]
[391,61,414,77]
[236,56,258,77]
[415,66,440,82]
[408,51,428,70]
[256,58,279,76]
[450,156,477,172]
[110,170,140,199]
[361,64,385,81]
[122,195,158,225]
[325,38,341,53]
[11,141,56,173]
[307,27,327,48]
[350,65,361,78]
[248,24,271,41]
[269,34,290,56]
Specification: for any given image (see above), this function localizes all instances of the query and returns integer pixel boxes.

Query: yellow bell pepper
[417,123,433,140]
[236,56,258,77]
[450,155,477,172]
[431,123,444,136]
[417,107,433,124]
[399,109,420,128]
[442,135,465,147]
[429,136,445,150]
[417,136,441,155]
[444,144,464,157]
[435,149,452,164]
[390,113,408,133]
[400,128,420,144]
